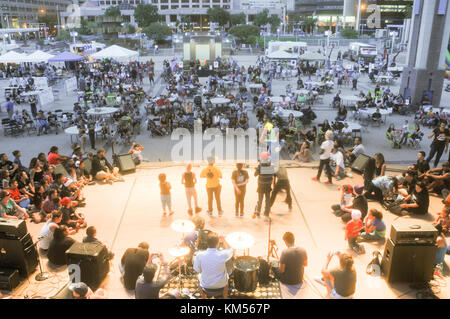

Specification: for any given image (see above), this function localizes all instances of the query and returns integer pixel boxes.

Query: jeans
[185,187,199,210]
[427,143,446,168]
[358,231,384,242]
[317,158,332,182]
[270,180,292,207]
[18,198,30,208]
[207,185,222,212]
[256,188,271,216]
[348,237,361,251]
[234,187,246,214]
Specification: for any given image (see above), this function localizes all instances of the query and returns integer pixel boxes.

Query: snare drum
[233,256,260,293]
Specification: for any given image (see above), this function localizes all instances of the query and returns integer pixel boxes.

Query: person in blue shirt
[357,209,386,242]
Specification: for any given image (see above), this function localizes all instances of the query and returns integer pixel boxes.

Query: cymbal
[171,219,195,233]
[226,232,255,250]
[169,246,190,257]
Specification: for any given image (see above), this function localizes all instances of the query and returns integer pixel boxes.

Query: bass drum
[233,256,260,293]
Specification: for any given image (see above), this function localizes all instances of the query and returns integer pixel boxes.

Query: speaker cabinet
[0,268,20,291]
[0,233,38,277]
[114,153,136,174]
[351,154,372,173]
[0,218,27,239]
[66,243,110,290]
[381,239,437,283]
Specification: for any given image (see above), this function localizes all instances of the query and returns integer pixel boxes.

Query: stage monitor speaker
[0,218,27,239]
[381,238,437,283]
[53,163,69,177]
[351,154,371,174]
[66,243,110,290]
[0,233,38,277]
[115,153,136,174]
[82,158,92,176]
[390,222,438,245]
[0,268,20,291]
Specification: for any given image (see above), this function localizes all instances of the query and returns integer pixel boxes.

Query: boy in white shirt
[312,130,334,184]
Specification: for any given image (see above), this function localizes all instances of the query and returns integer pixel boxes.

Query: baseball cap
[354,185,364,195]
[63,178,73,187]
[68,282,89,298]
[60,197,71,207]
[351,210,361,220]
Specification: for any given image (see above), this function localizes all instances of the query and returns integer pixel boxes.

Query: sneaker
[311,177,319,182]
[116,177,125,182]
[240,213,244,218]
[207,211,213,217]
[314,276,325,286]
[235,212,239,217]
[106,179,113,185]
[195,207,202,214]
[252,212,258,219]
[218,211,224,217]
[187,209,193,217]
[169,211,174,216]
[324,181,333,185]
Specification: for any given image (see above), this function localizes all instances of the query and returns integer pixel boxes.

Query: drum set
[164,219,262,295]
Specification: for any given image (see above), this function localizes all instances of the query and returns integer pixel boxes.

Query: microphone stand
[33,237,49,281]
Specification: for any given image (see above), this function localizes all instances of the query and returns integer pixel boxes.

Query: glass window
[161,5,168,9]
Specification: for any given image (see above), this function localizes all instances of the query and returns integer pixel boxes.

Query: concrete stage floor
[4,163,450,299]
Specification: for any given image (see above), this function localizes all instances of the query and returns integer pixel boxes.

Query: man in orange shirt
[200,156,223,217]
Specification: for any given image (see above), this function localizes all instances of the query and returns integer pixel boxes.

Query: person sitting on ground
[292,141,312,162]
[422,162,450,197]
[345,137,365,165]
[82,226,114,260]
[357,209,386,242]
[364,175,399,204]
[330,147,347,180]
[398,170,417,197]
[272,232,307,286]
[47,225,76,266]
[59,197,87,230]
[8,179,31,210]
[91,148,123,183]
[39,211,64,251]
[120,242,151,290]
[129,142,144,166]
[399,181,429,216]
[332,185,368,223]
[68,282,107,299]
[47,146,69,166]
[408,151,430,175]
[345,210,364,254]
[317,252,357,299]
[193,233,233,299]
[0,190,29,220]
[135,257,170,299]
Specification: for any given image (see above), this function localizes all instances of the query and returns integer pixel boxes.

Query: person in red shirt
[47,146,69,165]
[345,210,364,254]
[8,180,31,209]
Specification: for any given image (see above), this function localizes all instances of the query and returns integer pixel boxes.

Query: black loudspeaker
[65,243,110,290]
[0,268,20,291]
[0,233,38,277]
[54,163,69,177]
[0,218,27,239]
[115,153,136,174]
[351,154,371,173]
[390,222,438,245]
[381,239,437,283]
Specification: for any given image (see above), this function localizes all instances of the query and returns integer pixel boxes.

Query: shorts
[161,194,172,210]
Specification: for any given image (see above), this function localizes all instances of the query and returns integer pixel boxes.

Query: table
[341,95,365,104]
[304,81,324,87]
[21,91,40,97]
[86,107,119,116]
[272,108,303,119]
[359,108,392,123]
[268,96,284,103]
[339,122,362,131]
[210,98,230,105]
[295,89,310,95]
[376,75,394,84]
[65,125,101,143]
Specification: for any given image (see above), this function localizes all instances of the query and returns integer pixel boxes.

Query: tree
[340,28,359,39]
[302,17,317,34]
[104,6,121,17]
[122,23,136,34]
[207,7,230,27]
[38,14,58,33]
[77,18,92,35]
[134,4,161,28]
[229,24,259,44]
[253,9,270,27]
[55,29,70,41]
[230,13,246,26]
[143,22,172,43]
[268,14,281,32]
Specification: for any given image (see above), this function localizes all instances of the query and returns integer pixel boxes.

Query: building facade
[0,0,71,29]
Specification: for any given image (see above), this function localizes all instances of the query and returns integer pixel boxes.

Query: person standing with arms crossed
[231,163,249,218]
[182,163,202,216]
[312,130,334,185]
[200,156,223,217]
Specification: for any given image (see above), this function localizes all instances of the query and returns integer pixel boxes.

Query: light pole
[356,0,361,31]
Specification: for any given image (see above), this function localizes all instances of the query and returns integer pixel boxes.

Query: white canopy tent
[0,50,27,63]
[299,51,327,61]
[23,50,55,63]
[90,45,139,61]
[267,50,298,60]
